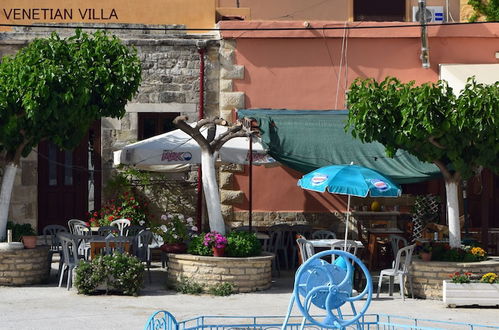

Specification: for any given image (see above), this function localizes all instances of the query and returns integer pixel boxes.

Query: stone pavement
[1,262,498,330]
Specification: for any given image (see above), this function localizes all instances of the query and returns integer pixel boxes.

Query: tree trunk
[200,151,225,234]
[0,163,18,240]
[445,179,461,248]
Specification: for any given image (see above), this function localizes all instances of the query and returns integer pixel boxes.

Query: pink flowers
[203,231,228,249]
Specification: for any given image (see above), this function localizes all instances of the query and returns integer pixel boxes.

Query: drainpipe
[196,46,206,232]
[419,0,430,69]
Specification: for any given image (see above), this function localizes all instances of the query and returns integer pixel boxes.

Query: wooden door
[37,122,101,232]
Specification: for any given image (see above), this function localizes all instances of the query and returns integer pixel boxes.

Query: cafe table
[308,238,363,249]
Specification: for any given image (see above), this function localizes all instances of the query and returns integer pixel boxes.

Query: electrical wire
[0,20,497,32]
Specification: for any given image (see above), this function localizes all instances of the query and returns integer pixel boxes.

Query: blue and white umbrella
[298,164,401,249]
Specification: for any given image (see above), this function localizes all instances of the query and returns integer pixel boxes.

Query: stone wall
[167,253,273,293]
[410,257,499,299]
[0,246,50,285]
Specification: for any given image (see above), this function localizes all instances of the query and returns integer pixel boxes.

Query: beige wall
[0,0,215,29]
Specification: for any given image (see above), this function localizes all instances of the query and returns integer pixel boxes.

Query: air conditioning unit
[412,6,445,23]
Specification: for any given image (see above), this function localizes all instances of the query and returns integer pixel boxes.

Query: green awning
[238,109,441,184]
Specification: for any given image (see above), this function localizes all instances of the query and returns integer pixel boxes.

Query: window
[138,112,180,140]
[354,0,406,22]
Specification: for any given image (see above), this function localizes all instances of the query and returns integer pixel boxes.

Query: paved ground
[1,262,498,330]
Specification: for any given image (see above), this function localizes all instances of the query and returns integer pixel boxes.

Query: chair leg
[399,274,405,301]
[67,267,72,290]
[388,276,394,296]
[408,275,414,299]
[376,273,383,299]
[58,265,66,288]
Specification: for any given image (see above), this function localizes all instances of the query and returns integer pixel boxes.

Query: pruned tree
[173,116,250,234]
[0,30,142,240]
[346,77,499,248]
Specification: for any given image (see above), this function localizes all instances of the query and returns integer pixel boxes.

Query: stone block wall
[0,246,50,285]
[410,257,499,299]
[167,253,273,293]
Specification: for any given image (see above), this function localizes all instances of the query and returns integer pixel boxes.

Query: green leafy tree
[0,30,141,239]
[468,0,499,22]
[346,77,499,248]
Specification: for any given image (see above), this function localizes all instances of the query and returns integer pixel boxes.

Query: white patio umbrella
[113,124,275,170]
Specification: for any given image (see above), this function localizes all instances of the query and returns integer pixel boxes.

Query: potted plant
[415,241,432,261]
[443,271,499,307]
[203,231,228,257]
[152,213,197,254]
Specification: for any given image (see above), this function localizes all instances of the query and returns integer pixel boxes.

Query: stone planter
[0,246,50,285]
[167,252,273,293]
[443,280,499,307]
[410,257,499,299]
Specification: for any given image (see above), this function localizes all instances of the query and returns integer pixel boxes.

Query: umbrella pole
[344,195,351,251]
[248,135,253,232]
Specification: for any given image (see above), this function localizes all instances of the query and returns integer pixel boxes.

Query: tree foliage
[0,29,142,163]
[468,0,499,22]
[346,77,499,181]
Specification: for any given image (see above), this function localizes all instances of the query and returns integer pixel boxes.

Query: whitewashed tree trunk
[0,163,18,240]
[445,179,461,248]
[201,151,225,234]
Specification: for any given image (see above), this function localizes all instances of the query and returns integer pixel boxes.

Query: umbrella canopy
[297,164,401,252]
[298,164,401,198]
[113,124,275,170]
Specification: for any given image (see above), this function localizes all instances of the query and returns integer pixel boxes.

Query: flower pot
[443,280,499,307]
[212,246,225,257]
[21,235,37,249]
[160,242,187,254]
[420,252,432,261]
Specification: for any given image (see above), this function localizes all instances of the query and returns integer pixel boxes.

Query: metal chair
[376,244,415,300]
[105,235,129,255]
[268,224,292,270]
[126,225,145,237]
[296,238,315,264]
[67,219,86,234]
[97,226,119,237]
[133,230,154,283]
[57,232,84,290]
[110,218,131,236]
[312,230,337,239]
[42,224,67,277]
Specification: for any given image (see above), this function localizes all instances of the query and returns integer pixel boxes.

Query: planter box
[443,280,499,307]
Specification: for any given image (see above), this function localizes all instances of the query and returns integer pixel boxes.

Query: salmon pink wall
[221,21,499,212]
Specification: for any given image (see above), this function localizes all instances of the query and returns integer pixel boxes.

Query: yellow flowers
[480,273,498,284]
[470,247,486,257]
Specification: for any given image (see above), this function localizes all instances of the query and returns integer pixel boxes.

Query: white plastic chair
[390,234,408,257]
[330,240,359,261]
[57,232,84,290]
[312,230,337,239]
[110,218,131,236]
[67,219,86,234]
[296,238,315,264]
[376,244,415,300]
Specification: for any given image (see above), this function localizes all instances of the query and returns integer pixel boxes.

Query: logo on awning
[311,174,328,186]
[370,179,389,191]
[161,151,192,162]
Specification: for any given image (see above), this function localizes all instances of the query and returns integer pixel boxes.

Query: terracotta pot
[420,252,432,262]
[212,246,226,257]
[22,235,37,249]
[160,242,187,254]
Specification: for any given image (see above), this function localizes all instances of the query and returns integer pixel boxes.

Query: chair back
[330,240,359,262]
[73,223,91,236]
[393,244,415,273]
[268,224,292,250]
[312,230,337,239]
[133,230,153,261]
[296,238,315,263]
[105,236,129,255]
[58,232,80,267]
[42,225,67,251]
[110,218,131,236]
[390,234,408,257]
[126,225,145,237]
[97,226,119,237]
[67,219,86,234]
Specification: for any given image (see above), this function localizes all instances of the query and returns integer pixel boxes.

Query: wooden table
[365,228,404,270]
[89,238,132,259]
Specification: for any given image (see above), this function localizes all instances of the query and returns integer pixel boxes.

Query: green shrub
[187,234,212,256]
[225,231,261,257]
[208,282,234,296]
[5,221,36,242]
[175,276,203,295]
[75,252,144,296]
